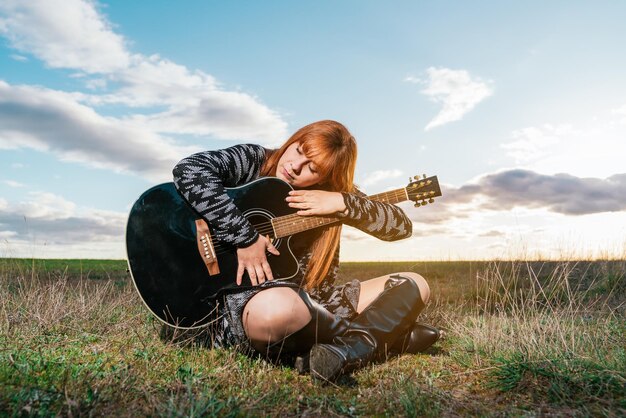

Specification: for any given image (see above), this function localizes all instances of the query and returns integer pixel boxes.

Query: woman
[172,120,439,382]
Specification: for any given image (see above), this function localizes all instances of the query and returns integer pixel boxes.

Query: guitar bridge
[195,219,220,276]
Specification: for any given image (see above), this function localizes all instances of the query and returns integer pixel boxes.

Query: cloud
[0,0,130,73]
[0,81,196,181]
[501,124,575,163]
[10,54,27,62]
[4,180,25,188]
[362,169,403,186]
[395,169,626,242]
[448,169,626,215]
[415,67,492,131]
[0,192,126,249]
[612,104,626,116]
[0,0,289,176]
[500,110,626,178]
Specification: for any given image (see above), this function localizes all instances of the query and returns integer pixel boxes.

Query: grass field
[1,258,624,416]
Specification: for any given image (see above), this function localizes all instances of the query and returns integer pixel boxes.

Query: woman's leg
[242,287,351,358]
[357,271,430,313]
[356,272,439,358]
[242,287,311,352]
[309,275,424,382]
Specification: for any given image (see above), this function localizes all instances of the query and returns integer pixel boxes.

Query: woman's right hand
[236,235,280,285]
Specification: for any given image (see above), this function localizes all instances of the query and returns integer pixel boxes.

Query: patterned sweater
[172,144,412,302]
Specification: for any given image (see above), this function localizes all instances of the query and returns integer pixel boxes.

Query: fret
[271,187,406,238]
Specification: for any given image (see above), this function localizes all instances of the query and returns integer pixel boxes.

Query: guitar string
[198,186,437,256]
[205,188,409,253]
[201,188,422,256]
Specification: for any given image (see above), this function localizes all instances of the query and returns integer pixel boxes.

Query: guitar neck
[272,187,408,238]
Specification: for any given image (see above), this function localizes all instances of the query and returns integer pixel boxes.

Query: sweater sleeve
[340,188,412,241]
[172,144,267,248]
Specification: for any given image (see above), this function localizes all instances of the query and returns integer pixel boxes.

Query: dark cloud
[455,169,626,215]
[402,169,626,228]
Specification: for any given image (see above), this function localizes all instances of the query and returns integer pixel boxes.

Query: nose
[291,156,307,174]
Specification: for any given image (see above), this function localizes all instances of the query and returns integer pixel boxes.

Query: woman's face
[275,142,322,188]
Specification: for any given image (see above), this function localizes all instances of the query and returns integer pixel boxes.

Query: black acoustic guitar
[126,175,441,329]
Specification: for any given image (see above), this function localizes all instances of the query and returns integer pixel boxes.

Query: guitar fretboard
[271,187,408,238]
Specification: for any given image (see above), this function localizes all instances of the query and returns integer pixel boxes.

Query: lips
[282,167,295,181]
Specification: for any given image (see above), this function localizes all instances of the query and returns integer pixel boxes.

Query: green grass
[1,259,625,416]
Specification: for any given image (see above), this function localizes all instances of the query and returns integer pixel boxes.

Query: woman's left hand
[286,190,347,216]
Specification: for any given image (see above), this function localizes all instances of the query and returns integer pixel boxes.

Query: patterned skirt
[170,279,361,355]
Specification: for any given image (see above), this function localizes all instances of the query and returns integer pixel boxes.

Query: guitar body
[126,177,300,329]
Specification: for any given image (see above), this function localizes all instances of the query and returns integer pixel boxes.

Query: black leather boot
[309,275,424,382]
[262,289,349,361]
[386,323,441,357]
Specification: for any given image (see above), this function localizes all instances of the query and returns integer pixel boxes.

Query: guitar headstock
[405,175,442,207]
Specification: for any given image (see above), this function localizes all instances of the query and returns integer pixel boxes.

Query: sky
[1,0,625,261]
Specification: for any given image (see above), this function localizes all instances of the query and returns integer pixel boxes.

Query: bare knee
[242,288,311,346]
[395,272,430,304]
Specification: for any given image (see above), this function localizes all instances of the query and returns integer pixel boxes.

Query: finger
[262,261,274,281]
[247,266,258,286]
[288,190,305,196]
[236,264,244,286]
[297,209,315,216]
[286,195,306,203]
[268,244,280,256]
[254,264,266,284]
[288,201,308,208]
[265,236,280,255]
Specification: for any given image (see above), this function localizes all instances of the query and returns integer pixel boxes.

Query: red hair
[261,120,357,289]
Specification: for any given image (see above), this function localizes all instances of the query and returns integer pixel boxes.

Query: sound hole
[246,211,280,247]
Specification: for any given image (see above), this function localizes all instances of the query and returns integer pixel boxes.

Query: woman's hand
[286,190,347,216]
[236,235,280,286]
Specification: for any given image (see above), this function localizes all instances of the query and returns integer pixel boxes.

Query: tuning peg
[423,174,427,179]
[428,198,434,204]
[409,177,413,183]
[413,175,420,180]
[430,191,435,195]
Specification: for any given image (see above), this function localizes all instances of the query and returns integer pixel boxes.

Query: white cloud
[14,192,77,219]
[404,75,420,84]
[9,53,27,62]
[0,81,196,181]
[416,67,493,131]
[611,104,626,123]
[0,0,130,73]
[0,0,289,171]
[0,192,126,258]
[502,124,575,163]
[611,104,626,115]
[4,180,25,188]
[501,109,626,178]
[361,169,403,186]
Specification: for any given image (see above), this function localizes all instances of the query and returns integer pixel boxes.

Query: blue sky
[1,0,625,260]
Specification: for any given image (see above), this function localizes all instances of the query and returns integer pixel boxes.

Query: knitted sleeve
[340,189,412,241]
[172,144,267,248]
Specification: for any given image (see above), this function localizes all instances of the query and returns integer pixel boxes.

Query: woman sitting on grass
[172,120,440,382]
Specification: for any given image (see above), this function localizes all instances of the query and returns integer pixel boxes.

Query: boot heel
[310,344,345,382]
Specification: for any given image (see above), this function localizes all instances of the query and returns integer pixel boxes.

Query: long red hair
[261,120,357,289]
